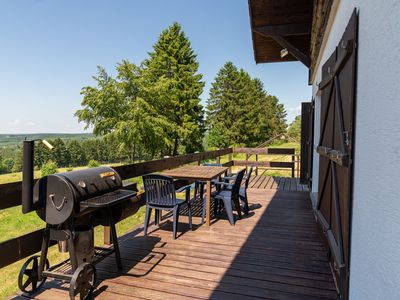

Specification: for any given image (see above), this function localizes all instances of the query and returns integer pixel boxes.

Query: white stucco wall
[310,1,400,299]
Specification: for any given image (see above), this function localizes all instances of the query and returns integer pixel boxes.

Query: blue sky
[0,0,311,134]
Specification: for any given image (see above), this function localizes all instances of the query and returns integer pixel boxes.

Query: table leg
[206,180,211,226]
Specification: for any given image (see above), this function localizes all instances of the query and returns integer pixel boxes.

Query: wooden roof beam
[271,35,310,67]
[253,23,311,36]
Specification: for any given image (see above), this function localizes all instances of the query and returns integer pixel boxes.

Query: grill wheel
[18,255,49,294]
[69,263,96,300]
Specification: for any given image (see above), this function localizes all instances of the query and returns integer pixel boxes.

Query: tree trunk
[172,136,179,156]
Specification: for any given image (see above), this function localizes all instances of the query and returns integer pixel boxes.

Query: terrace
[0,147,339,299]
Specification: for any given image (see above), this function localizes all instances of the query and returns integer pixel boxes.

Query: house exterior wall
[310,0,400,299]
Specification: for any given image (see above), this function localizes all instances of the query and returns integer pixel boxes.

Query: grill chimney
[22,140,35,214]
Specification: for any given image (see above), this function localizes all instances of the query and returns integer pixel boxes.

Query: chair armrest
[225,172,237,177]
[176,184,192,201]
[176,185,192,193]
[213,181,234,189]
[223,175,236,181]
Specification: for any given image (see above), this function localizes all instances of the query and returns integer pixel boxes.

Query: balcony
[1,148,338,299]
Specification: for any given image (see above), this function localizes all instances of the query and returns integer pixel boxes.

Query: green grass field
[0,141,299,298]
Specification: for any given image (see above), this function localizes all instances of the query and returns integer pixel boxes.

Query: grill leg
[67,228,78,272]
[108,216,122,270]
[38,225,50,281]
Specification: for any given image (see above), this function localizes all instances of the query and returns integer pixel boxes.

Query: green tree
[76,64,169,162]
[76,23,205,159]
[287,115,301,141]
[41,160,58,177]
[140,22,205,155]
[67,140,87,166]
[35,142,51,168]
[87,159,100,168]
[50,138,70,167]
[206,62,286,148]
[2,158,14,173]
[12,148,23,172]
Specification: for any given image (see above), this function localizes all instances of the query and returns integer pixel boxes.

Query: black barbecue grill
[18,140,137,299]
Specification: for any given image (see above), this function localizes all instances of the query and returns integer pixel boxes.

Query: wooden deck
[16,184,338,300]
[248,175,308,192]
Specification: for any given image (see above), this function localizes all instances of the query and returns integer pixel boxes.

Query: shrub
[41,160,58,177]
[87,160,100,168]
[0,164,6,174]
[2,158,14,173]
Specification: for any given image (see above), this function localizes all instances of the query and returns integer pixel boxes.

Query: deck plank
[25,189,338,300]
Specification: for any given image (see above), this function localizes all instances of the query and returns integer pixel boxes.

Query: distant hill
[0,133,95,148]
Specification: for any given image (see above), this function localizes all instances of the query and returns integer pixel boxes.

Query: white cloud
[9,119,20,125]
[288,104,301,113]
[26,121,35,126]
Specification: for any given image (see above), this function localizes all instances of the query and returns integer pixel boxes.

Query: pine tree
[206,62,287,148]
[287,115,301,141]
[67,140,87,166]
[207,62,242,146]
[12,148,23,173]
[50,138,70,167]
[76,23,205,160]
[141,22,205,155]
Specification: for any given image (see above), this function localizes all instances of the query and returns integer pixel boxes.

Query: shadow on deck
[16,184,338,299]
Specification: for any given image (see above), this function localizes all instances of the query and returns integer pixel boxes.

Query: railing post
[228,152,233,172]
[296,154,300,177]
[104,226,111,245]
[292,154,295,178]
[195,151,201,165]
[255,154,258,175]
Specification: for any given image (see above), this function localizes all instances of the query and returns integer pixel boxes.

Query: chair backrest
[244,166,254,189]
[231,168,246,197]
[143,174,177,206]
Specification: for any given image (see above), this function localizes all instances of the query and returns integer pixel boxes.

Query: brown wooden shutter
[315,9,358,300]
[300,101,314,185]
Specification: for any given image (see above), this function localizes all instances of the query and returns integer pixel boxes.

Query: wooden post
[206,180,211,226]
[297,154,300,177]
[216,156,221,164]
[255,154,258,176]
[291,154,295,178]
[245,153,248,173]
[104,226,111,245]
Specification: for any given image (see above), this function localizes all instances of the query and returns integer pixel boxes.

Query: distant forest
[0,135,127,174]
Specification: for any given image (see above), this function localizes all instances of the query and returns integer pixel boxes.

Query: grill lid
[34,166,124,225]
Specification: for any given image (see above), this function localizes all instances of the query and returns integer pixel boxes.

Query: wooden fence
[233,147,298,177]
[0,147,296,268]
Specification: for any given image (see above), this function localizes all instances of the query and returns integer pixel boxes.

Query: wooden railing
[0,147,296,268]
[233,147,297,177]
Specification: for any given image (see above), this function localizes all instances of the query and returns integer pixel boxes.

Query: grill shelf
[43,247,114,277]
[80,189,137,208]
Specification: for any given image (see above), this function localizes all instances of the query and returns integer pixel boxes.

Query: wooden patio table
[161,165,228,226]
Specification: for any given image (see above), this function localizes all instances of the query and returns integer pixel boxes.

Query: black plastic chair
[239,166,253,214]
[194,162,224,223]
[212,168,246,225]
[223,166,253,214]
[143,174,192,239]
